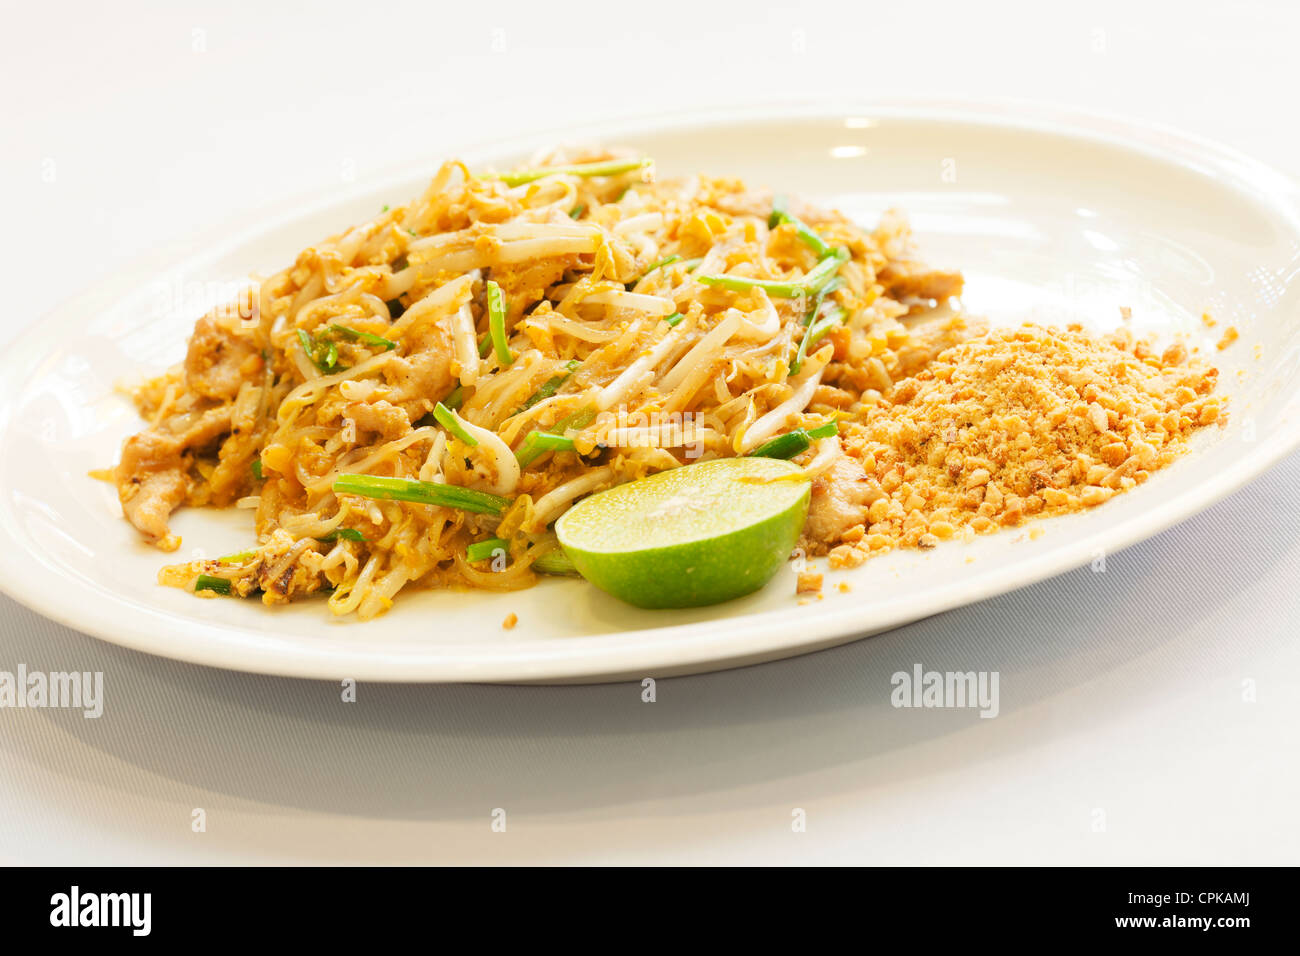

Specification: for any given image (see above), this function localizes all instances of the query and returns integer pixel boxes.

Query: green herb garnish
[333,475,509,516]
[495,157,651,188]
[486,280,511,366]
[746,420,839,460]
[194,574,232,595]
[466,538,509,563]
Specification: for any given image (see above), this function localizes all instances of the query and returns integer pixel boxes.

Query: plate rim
[2,98,1298,683]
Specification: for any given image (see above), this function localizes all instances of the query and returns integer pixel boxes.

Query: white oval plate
[2,102,1298,683]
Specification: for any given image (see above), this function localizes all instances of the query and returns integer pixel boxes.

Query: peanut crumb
[836,581,851,593]
[502,612,518,630]
[796,571,824,594]
[1119,306,1132,321]
[1202,311,1217,328]
[805,324,1222,565]
[1216,326,1239,350]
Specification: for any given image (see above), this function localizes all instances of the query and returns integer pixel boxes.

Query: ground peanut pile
[822,323,1223,568]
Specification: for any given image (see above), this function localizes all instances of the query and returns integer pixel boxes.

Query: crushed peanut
[502,612,518,630]
[824,324,1223,567]
[796,571,824,594]
[1216,326,1239,350]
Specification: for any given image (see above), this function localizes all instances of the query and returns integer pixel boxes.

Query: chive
[768,195,832,258]
[381,204,390,212]
[664,311,684,327]
[640,254,681,278]
[531,547,578,576]
[486,280,512,366]
[518,360,580,412]
[251,458,264,480]
[796,306,848,364]
[569,203,586,219]
[496,157,652,188]
[806,420,839,440]
[553,406,596,434]
[790,277,846,375]
[478,333,493,358]
[296,328,320,368]
[194,574,232,595]
[516,431,577,468]
[466,537,509,563]
[747,431,812,460]
[441,385,464,411]
[333,475,509,516]
[328,324,398,351]
[696,246,849,298]
[218,549,257,563]
[747,420,840,460]
[318,528,366,543]
[433,402,478,446]
[296,328,345,374]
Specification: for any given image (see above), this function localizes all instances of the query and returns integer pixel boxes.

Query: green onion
[806,420,839,440]
[327,324,398,351]
[531,547,578,576]
[318,528,366,543]
[768,195,833,258]
[296,328,344,374]
[332,475,509,516]
[553,406,596,434]
[478,333,493,358]
[789,277,846,375]
[217,549,257,564]
[381,204,390,213]
[809,306,847,342]
[194,574,232,595]
[433,402,478,446]
[518,360,580,412]
[251,458,263,480]
[496,157,652,187]
[696,246,849,298]
[486,280,512,366]
[664,311,684,327]
[746,420,840,460]
[440,385,465,411]
[466,538,509,563]
[641,254,681,277]
[569,203,586,219]
[515,431,577,468]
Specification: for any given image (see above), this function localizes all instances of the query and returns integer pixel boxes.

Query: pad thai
[109,146,998,618]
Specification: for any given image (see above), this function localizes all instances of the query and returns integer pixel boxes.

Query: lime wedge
[555,457,811,608]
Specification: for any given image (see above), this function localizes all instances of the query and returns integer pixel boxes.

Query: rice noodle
[117,149,959,617]
[739,346,832,452]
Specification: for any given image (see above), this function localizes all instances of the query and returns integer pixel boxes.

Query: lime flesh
[555,457,811,609]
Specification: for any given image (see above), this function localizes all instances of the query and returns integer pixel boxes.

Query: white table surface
[2,0,1296,865]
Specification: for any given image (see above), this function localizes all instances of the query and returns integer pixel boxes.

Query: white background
[1,0,1297,864]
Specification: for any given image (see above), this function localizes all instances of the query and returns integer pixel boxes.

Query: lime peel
[556,457,810,608]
